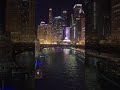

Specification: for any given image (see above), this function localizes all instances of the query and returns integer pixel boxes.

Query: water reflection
[63,49,70,55]
[36,48,84,90]
[0,52,35,90]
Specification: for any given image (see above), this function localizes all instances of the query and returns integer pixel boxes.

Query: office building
[6,0,35,43]
[70,14,75,43]
[73,4,82,42]
[85,0,96,43]
[80,10,85,41]
[49,8,53,24]
[111,0,120,41]
[52,16,65,43]
[37,22,47,44]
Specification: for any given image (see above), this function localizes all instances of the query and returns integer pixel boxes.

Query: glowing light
[41,21,45,24]
[37,71,40,75]
[54,16,64,19]
[73,4,82,9]
[63,39,71,42]
[63,49,70,54]
[49,8,52,11]
[63,11,67,13]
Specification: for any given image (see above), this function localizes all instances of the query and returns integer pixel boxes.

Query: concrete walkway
[85,66,101,90]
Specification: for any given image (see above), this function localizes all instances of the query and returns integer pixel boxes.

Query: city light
[1,0,119,89]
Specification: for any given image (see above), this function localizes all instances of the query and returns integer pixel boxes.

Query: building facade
[73,4,82,42]
[37,22,47,44]
[111,0,120,41]
[52,16,65,43]
[70,14,75,43]
[49,8,53,24]
[85,0,97,44]
[6,0,35,43]
[80,10,85,45]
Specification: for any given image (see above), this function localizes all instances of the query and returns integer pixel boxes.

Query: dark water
[0,48,85,90]
[36,48,85,90]
[0,52,35,90]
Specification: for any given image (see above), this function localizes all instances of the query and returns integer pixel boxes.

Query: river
[36,48,85,90]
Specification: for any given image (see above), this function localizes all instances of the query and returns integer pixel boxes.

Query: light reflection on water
[37,48,84,90]
[63,48,70,55]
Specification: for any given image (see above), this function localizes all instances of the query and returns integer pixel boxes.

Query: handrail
[97,72,120,88]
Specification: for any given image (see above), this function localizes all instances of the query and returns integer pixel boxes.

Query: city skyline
[0,0,120,90]
[36,0,85,25]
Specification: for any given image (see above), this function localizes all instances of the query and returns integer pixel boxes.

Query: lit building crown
[63,11,67,13]
[54,16,64,20]
[49,8,52,11]
[41,21,45,24]
[73,4,82,9]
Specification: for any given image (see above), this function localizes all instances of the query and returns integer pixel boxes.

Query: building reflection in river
[36,48,85,90]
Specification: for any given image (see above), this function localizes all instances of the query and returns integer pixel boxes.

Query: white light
[41,21,45,24]
[65,37,67,40]
[49,8,52,10]
[63,39,71,42]
[73,4,82,9]
[37,71,39,75]
[63,11,67,13]
[79,9,82,13]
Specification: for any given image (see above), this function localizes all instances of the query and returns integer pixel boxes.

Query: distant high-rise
[73,4,82,19]
[49,8,53,24]
[80,10,85,41]
[61,10,68,40]
[73,4,82,42]
[37,21,47,44]
[6,0,35,43]
[70,14,75,42]
[52,16,64,43]
[61,10,67,26]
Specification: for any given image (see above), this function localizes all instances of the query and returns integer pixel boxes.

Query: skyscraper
[48,8,53,43]
[37,21,47,44]
[6,0,35,43]
[85,0,96,43]
[49,8,53,24]
[111,0,120,41]
[46,24,52,44]
[61,10,67,26]
[73,4,82,42]
[96,0,111,39]
[80,10,85,44]
[70,14,75,43]
[52,16,64,43]
[73,4,82,19]
[61,10,68,40]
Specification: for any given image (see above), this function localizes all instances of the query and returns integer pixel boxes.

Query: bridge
[39,44,85,51]
[12,43,85,55]
[12,42,35,56]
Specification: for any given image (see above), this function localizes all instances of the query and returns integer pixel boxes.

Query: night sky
[36,0,85,26]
